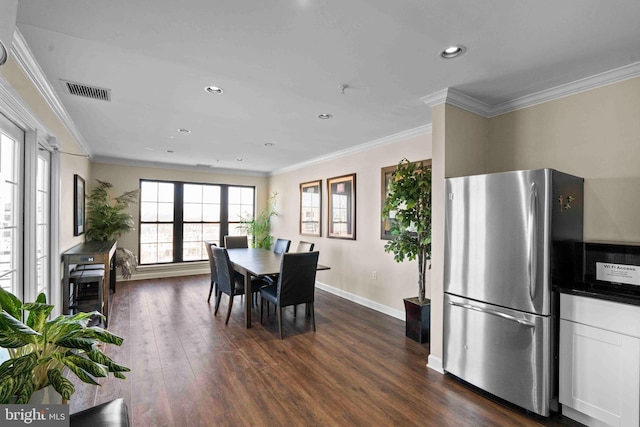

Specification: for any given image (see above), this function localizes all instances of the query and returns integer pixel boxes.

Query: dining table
[226,248,329,328]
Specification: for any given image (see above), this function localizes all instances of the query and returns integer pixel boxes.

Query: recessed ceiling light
[440,45,466,59]
[318,113,333,119]
[236,158,243,162]
[166,150,174,153]
[144,147,154,151]
[177,128,191,133]
[264,142,275,147]
[205,85,224,94]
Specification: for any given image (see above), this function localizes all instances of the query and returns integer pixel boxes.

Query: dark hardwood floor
[69,275,582,426]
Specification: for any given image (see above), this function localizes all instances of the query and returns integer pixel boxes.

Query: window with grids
[139,180,254,265]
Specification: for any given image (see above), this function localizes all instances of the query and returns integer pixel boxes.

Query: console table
[62,240,117,327]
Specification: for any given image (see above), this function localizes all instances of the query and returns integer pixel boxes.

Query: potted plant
[382,158,432,343]
[86,180,139,279]
[239,192,278,249]
[0,288,129,404]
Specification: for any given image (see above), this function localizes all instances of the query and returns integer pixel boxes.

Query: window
[36,150,50,299]
[139,180,254,265]
[0,115,23,297]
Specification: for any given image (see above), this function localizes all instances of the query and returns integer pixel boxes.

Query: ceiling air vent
[60,79,111,102]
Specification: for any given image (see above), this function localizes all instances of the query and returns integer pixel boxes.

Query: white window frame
[1,77,61,313]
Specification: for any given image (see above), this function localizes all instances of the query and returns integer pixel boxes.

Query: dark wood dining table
[226,248,329,328]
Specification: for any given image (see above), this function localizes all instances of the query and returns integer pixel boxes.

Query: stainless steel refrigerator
[443,169,583,416]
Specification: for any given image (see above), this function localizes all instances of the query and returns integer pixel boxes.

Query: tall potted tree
[382,158,432,343]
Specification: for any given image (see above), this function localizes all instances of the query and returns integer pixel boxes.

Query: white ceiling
[15,0,640,174]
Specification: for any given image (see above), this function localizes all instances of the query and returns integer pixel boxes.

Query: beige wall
[90,162,269,276]
[269,133,432,317]
[489,76,640,242]
[1,57,90,252]
[429,75,640,370]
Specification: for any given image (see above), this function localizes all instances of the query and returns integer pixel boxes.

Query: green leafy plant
[239,192,278,249]
[0,288,129,403]
[85,180,138,242]
[86,180,139,279]
[382,159,432,304]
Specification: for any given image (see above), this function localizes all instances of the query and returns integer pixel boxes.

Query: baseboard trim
[315,281,405,320]
[427,355,444,374]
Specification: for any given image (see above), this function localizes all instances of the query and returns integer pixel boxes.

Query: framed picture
[300,180,322,236]
[74,174,85,236]
[327,173,356,240]
[381,159,431,240]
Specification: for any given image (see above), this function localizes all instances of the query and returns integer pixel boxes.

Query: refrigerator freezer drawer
[444,293,552,416]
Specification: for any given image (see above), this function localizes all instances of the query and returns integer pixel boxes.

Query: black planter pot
[403,297,431,343]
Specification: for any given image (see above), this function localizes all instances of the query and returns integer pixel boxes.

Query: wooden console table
[62,240,117,327]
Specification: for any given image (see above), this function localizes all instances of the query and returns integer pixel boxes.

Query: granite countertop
[557,283,640,307]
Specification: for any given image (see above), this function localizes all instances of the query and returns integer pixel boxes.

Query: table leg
[244,271,252,328]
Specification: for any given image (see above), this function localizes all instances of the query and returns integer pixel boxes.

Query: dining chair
[204,241,218,303]
[273,238,291,254]
[291,241,315,316]
[259,251,320,339]
[260,238,292,295]
[296,241,315,252]
[211,246,261,324]
[224,235,248,249]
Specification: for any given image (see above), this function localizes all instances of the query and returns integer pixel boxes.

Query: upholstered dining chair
[204,241,218,303]
[259,251,320,339]
[273,238,291,254]
[211,246,261,324]
[296,241,315,252]
[260,238,292,296]
[224,235,248,249]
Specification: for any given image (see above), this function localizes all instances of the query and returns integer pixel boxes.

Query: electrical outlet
[372,271,377,280]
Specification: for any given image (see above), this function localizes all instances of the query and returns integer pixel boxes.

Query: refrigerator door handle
[448,300,536,327]
[528,182,538,301]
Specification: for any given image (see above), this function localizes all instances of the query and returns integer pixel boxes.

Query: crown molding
[490,61,640,116]
[10,28,92,156]
[422,61,640,118]
[270,123,432,176]
[421,88,492,117]
[92,155,269,177]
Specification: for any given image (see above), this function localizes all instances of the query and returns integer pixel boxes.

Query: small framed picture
[74,174,85,236]
[300,180,322,236]
[327,173,356,240]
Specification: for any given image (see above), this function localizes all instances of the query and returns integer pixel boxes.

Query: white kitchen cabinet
[559,294,640,427]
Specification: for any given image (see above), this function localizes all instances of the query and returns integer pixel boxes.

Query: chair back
[224,235,248,249]
[204,241,218,283]
[273,238,291,254]
[296,241,315,252]
[211,246,235,295]
[277,252,319,307]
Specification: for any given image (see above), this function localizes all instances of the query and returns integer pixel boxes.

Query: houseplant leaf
[87,350,130,374]
[0,376,15,404]
[48,369,75,401]
[0,311,41,345]
[0,287,23,320]
[64,354,108,378]
[25,293,53,332]
[13,372,35,404]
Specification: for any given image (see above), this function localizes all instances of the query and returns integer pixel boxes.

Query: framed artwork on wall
[327,173,356,240]
[74,174,85,236]
[300,180,322,236]
[381,159,431,240]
